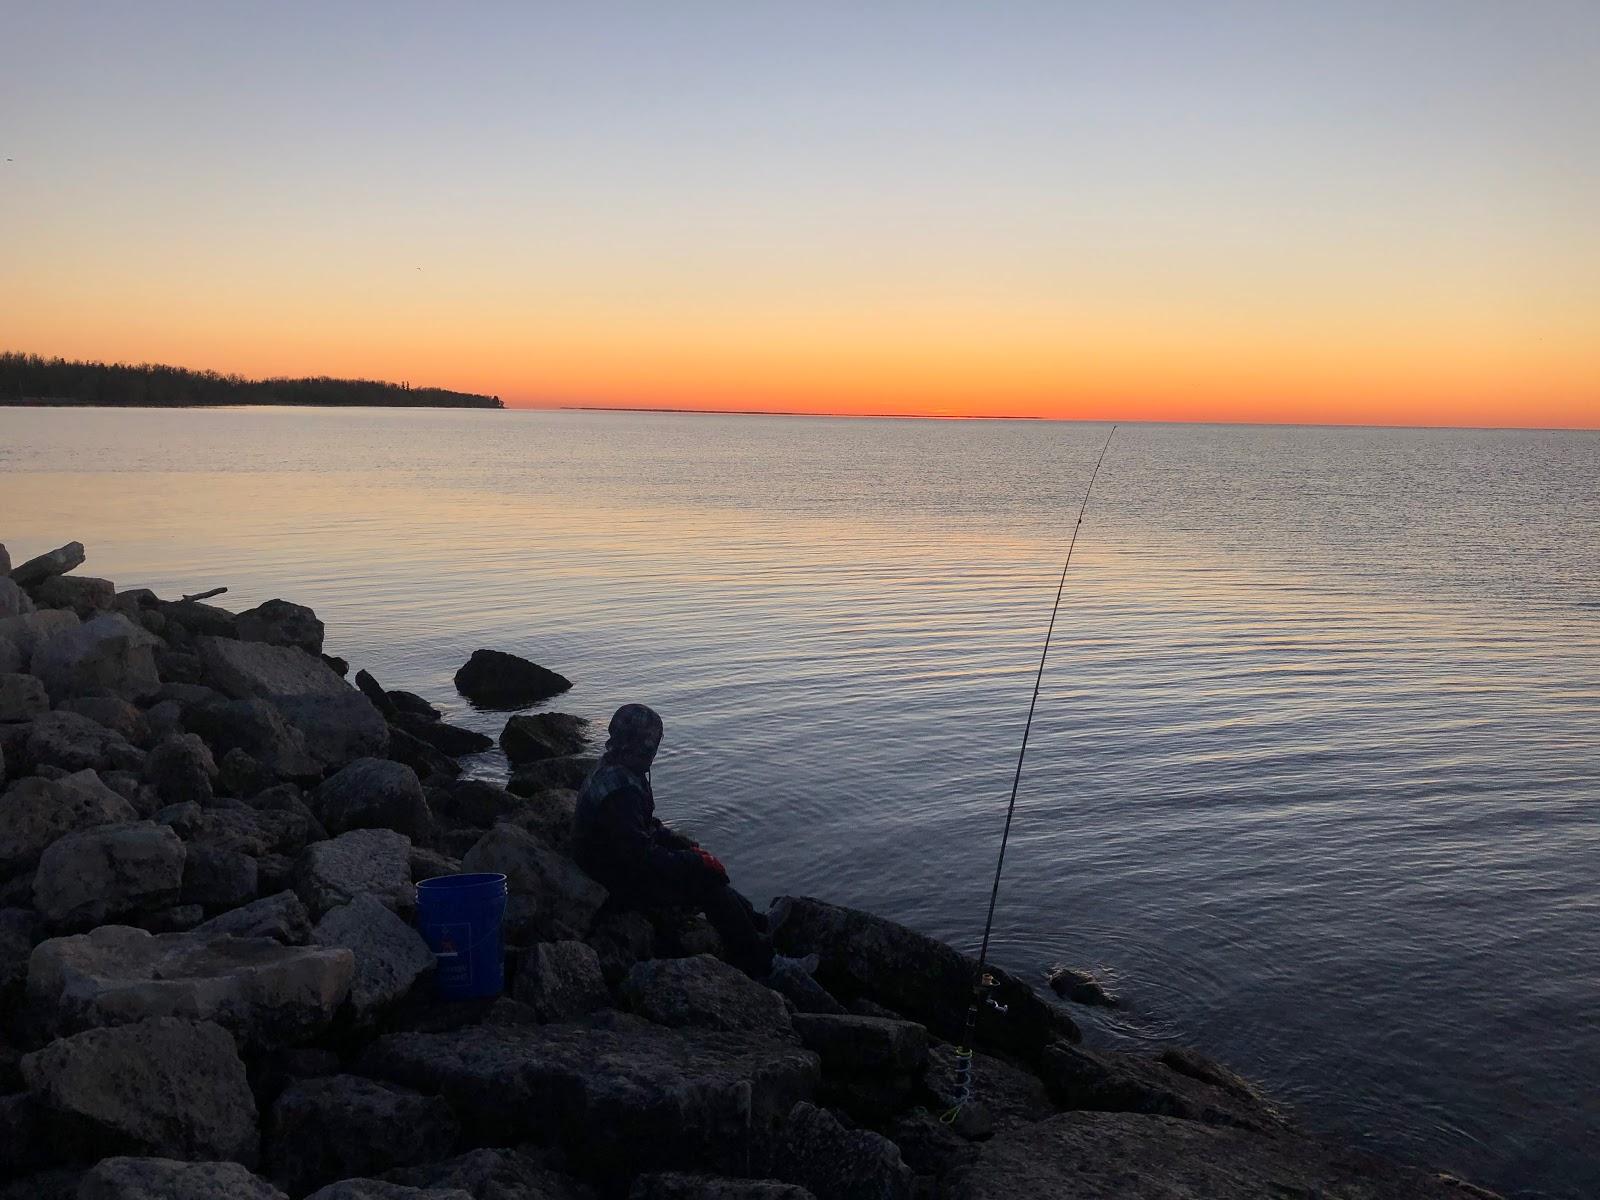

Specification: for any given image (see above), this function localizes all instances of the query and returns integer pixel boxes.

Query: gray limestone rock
[265,1075,460,1195]
[633,1174,817,1200]
[0,609,79,674]
[361,1017,818,1177]
[27,923,352,1046]
[306,1183,473,1200]
[513,939,610,1021]
[193,889,313,944]
[773,1102,912,1200]
[499,712,589,765]
[236,598,325,656]
[196,635,348,700]
[0,672,48,721]
[453,648,572,708]
[56,694,150,746]
[506,754,598,797]
[316,757,431,839]
[185,697,321,779]
[382,1146,596,1200]
[8,541,85,588]
[24,709,142,774]
[21,1017,259,1164]
[791,1013,927,1076]
[312,895,435,1021]
[77,1157,289,1200]
[294,827,415,918]
[143,733,218,806]
[0,769,138,878]
[32,574,116,617]
[33,820,186,927]
[179,841,259,909]
[0,577,32,620]
[461,822,606,938]
[624,954,793,1039]
[1036,1041,1284,1133]
[29,611,161,702]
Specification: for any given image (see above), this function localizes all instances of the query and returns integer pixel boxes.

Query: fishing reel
[979,972,1009,1015]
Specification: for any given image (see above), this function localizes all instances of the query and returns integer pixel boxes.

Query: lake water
[3,407,1597,1197]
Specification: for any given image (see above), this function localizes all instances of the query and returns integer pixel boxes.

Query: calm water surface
[3,408,1597,1197]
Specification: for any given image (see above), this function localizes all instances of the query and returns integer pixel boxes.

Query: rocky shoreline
[0,540,1497,1200]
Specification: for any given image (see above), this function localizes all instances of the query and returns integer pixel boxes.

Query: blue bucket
[415,872,508,1000]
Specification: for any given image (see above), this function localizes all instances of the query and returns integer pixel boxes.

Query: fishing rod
[943,422,1117,1123]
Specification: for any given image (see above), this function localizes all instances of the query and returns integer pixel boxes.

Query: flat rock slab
[943,1111,1498,1200]
[78,1157,289,1200]
[21,1017,259,1164]
[361,1017,819,1177]
[265,1074,460,1195]
[771,896,1077,1057]
[28,923,352,1046]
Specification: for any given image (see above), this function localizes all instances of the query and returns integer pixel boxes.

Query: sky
[2,1,1597,428]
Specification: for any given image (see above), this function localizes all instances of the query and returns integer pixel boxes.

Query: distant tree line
[0,352,503,409]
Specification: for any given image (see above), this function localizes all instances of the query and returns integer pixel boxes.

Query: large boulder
[179,842,259,909]
[507,754,597,797]
[194,890,312,944]
[78,1157,289,1200]
[237,598,325,656]
[8,540,85,588]
[0,672,48,721]
[21,1017,259,1164]
[434,779,526,829]
[265,1075,460,1195]
[196,635,348,700]
[33,821,186,927]
[316,758,431,839]
[773,1102,912,1200]
[452,649,572,708]
[142,733,217,806]
[623,954,793,1039]
[461,823,607,938]
[941,1110,1494,1199]
[791,1014,927,1077]
[187,697,321,779]
[24,709,143,774]
[275,690,391,767]
[189,805,312,858]
[294,828,415,918]
[0,769,138,878]
[27,924,353,1046]
[1035,1042,1283,1132]
[513,940,609,1021]
[312,895,435,1022]
[500,712,589,765]
[771,897,1078,1058]
[391,712,494,757]
[361,1017,818,1177]
[33,574,116,617]
[0,608,79,673]
[29,611,161,702]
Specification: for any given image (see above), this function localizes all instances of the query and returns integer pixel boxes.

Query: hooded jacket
[573,704,707,899]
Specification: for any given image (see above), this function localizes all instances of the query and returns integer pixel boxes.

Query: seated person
[573,703,775,977]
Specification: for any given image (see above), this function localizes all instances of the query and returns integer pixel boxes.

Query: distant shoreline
[560,404,1042,420]
[0,397,503,411]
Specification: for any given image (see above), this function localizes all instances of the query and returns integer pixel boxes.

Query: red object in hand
[694,847,728,881]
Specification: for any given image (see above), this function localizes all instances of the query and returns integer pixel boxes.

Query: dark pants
[701,882,774,978]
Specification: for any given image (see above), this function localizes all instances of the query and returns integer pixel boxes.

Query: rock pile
[0,540,1496,1200]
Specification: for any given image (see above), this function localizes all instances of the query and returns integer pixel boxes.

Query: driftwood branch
[180,586,228,603]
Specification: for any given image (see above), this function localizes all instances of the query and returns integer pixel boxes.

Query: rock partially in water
[453,648,572,709]
[21,1016,259,1165]
[500,712,589,765]
[1045,965,1118,1008]
[942,1110,1493,1200]
[27,923,352,1046]
[1036,1042,1283,1133]
[391,712,493,757]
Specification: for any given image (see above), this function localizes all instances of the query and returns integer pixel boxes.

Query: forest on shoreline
[0,352,503,409]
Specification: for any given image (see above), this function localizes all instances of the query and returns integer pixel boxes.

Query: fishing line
[943,422,1117,1124]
